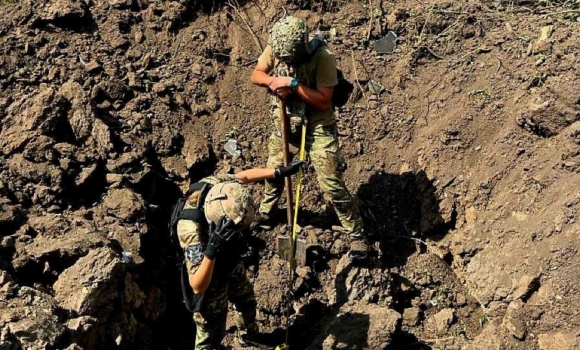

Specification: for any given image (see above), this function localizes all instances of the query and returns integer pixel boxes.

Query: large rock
[182,136,211,170]
[41,0,88,23]
[463,322,502,350]
[502,300,526,340]
[58,81,113,155]
[427,308,455,335]
[102,188,145,222]
[0,88,64,155]
[53,247,124,317]
[0,198,24,235]
[317,302,401,349]
[538,332,579,350]
[0,286,65,350]
[66,316,99,349]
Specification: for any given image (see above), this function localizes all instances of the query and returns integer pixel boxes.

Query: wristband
[289,77,299,89]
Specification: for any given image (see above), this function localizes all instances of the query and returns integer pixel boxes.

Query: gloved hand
[275,160,305,179]
[205,218,236,259]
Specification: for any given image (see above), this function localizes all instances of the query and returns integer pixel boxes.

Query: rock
[42,0,87,24]
[502,300,526,340]
[75,163,101,187]
[0,199,24,234]
[110,37,130,50]
[318,301,401,349]
[0,287,66,350]
[182,137,211,170]
[102,188,145,222]
[538,332,579,350]
[331,255,390,306]
[465,206,477,225]
[161,155,188,179]
[439,197,456,225]
[456,293,467,306]
[58,81,113,154]
[429,308,455,335]
[0,88,63,155]
[402,307,421,326]
[106,223,144,265]
[85,61,102,74]
[67,316,99,349]
[108,0,133,9]
[330,238,348,255]
[53,247,124,317]
[463,322,502,350]
[95,80,133,101]
[512,273,541,301]
[534,25,553,54]
[0,270,13,286]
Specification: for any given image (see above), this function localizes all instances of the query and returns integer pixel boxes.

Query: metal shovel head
[277,235,308,266]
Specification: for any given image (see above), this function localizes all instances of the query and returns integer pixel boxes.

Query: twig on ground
[350,50,366,101]
[366,0,374,42]
[542,9,580,17]
[226,0,264,52]
[421,45,443,59]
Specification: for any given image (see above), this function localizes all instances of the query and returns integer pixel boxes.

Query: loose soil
[1,0,579,349]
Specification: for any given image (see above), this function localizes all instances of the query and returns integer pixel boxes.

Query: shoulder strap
[178,208,205,223]
[177,182,214,224]
[307,32,328,57]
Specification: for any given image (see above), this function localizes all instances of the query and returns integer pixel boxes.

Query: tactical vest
[169,181,244,312]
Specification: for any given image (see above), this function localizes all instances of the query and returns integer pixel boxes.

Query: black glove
[205,218,236,259]
[275,160,305,179]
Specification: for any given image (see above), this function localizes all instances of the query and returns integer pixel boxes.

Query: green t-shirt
[258,45,338,128]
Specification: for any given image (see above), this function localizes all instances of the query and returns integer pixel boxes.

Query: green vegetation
[0,0,20,4]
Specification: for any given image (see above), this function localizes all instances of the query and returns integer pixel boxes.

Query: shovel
[277,232,308,267]
[275,73,310,267]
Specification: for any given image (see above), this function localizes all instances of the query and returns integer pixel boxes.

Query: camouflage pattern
[259,123,364,239]
[204,182,255,228]
[269,61,308,127]
[268,16,309,62]
[176,175,257,350]
[193,262,257,350]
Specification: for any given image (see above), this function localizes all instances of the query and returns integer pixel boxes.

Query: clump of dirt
[1,0,580,349]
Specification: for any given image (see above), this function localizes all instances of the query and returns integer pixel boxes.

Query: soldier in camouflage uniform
[250,16,368,260]
[176,162,302,349]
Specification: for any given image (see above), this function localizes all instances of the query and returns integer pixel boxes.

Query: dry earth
[1,0,580,349]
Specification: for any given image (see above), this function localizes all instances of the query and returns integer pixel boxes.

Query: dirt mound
[1,0,580,349]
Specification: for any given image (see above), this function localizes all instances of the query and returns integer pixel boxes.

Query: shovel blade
[277,235,308,266]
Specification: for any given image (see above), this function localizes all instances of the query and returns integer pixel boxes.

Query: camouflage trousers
[259,123,364,238]
[193,263,257,350]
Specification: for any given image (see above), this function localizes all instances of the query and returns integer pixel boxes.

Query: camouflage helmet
[268,16,309,62]
[204,182,255,229]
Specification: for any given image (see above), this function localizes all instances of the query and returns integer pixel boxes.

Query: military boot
[237,322,259,347]
[348,237,369,261]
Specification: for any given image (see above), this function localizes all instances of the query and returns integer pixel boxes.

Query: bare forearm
[236,168,275,183]
[294,83,331,110]
[189,257,215,295]
[251,70,274,88]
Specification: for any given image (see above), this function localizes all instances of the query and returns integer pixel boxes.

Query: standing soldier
[176,162,303,349]
[250,16,368,261]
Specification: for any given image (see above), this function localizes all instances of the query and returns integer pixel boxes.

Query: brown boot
[348,238,369,261]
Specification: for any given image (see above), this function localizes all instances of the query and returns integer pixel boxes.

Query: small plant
[479,315,488,328]
[222,126,238,142]
[468,89,492,100]
[529,71,548,88]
